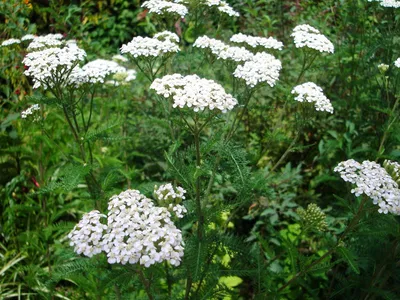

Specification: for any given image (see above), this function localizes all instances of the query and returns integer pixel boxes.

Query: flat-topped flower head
[101,189,184,266]
[334,159,400,215]
[142,0,188,18]
[27,33,64,51]
[193,36,227,53]
[230,33,284,50]
[394,58,400,68]
[1,38,21,47]
[68,210,107,258]
[71,59,126,85]
[154,183,187,218]
[120,31,180,58]
[21,34,36,41]
[291,82,333,113]
[368,0,400,8]
[233,52,282,87]
[291,24,334,53]
[150,74,238,113]
[205,0,239,16]
[194,36,253,62]
[68,189,185,267]
[23,43,86,89]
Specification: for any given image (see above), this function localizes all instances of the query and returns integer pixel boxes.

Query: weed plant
[1,0,400,299]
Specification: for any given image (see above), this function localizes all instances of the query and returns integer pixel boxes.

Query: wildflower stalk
[47,83,103,204]
[270,133,300,173]
[193,114,204,240]
[136,268,153,300]
[296,50,318,84]
[377,95,399,158]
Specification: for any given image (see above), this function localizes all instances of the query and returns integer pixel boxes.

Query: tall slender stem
[194,118,204,240]
[136,268,153,300]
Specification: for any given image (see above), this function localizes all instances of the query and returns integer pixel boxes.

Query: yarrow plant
[233,52,282,87]
[72,59,126,85]
[21,34,36,41]
[142,0,239,17]
[194,35,253,62]
[230,33,284,50]
[120,31,180,58]
[394,58,400,68]
[22,43,86,89]
[291,24,334,53]
[68,210,107,257]
[26,33,64,51]
[142,0,188,18]
[68,189,185,267]
[150,74,238,112]
[1,38,21,47]
[154,183,187,218]
[334,159,400,215]
[291,82,334,113]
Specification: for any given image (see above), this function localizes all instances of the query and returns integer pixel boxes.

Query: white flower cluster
[21,104,40,119]
[27,33,64,51]
[23,43,86,89]
[142,0,188,18]
[233,52,282,87]
[154,184,187,218]
[291,24,334,53]
[154,183,186,201]
[394,58,400,68]
[291,82,334,113]
[105,190,184,266]
[205,0,240,17]
[21,34,36,41]
[334,159,400,215]
[73,59,126,84]
[1,38,21,47]
[68,210,107,257]
[230,33,284,50]
[194,36,253,62]
[368,0,400,8]
[68,190,185,267]
[150,74,238,112]
[120,31,180,58]
[142,0,239,17]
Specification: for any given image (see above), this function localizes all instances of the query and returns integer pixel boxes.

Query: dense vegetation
[1,0,400,299]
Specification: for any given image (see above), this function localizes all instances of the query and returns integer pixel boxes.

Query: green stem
[136,268,153,300]
[270,133,300,173]
[194,120,204,241]
[377,95,399,158]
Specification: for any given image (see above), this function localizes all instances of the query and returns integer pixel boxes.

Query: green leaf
[337,246,360,274]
